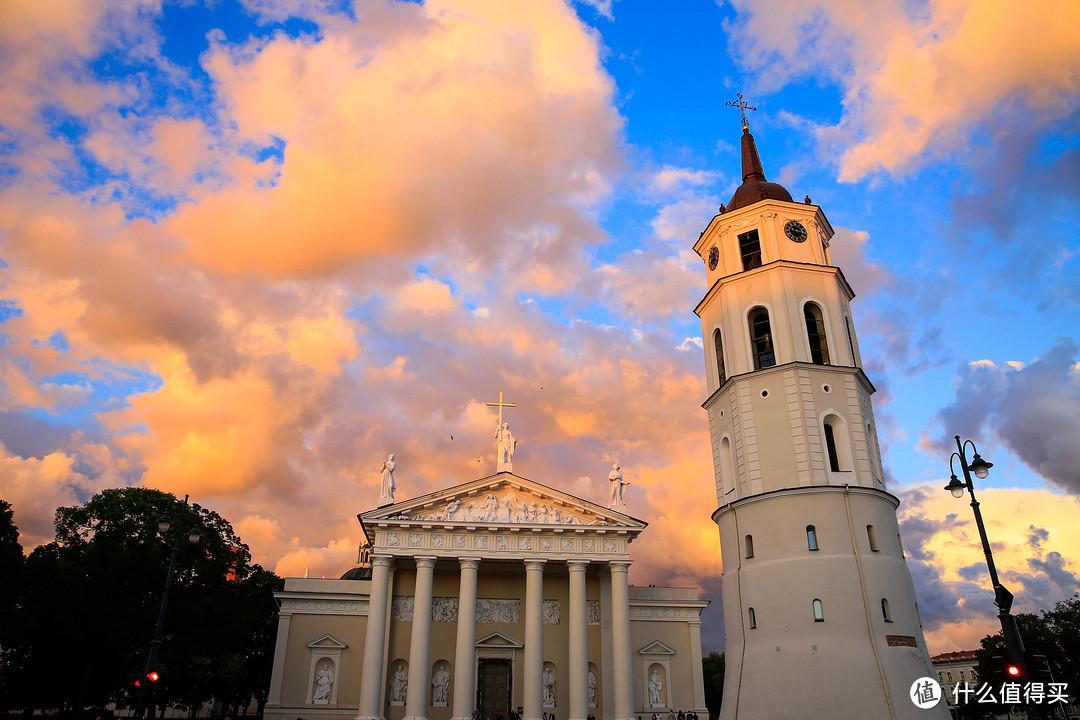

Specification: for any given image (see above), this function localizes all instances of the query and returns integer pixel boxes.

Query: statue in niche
[587,670,597,706]
[648,669,663,706]
[380,454,396,502]
[543,667,556,706]
[390,664,408,703]
[495,422,518,463]
[608,462,629,507]
[313,662,334,703]
[432,665,451,704]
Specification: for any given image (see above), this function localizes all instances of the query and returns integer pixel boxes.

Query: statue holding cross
[485,390,519,469]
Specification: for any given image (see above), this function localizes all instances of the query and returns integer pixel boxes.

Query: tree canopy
[0,488,283,716]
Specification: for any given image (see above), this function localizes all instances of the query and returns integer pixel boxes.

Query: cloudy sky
[1,0,1078,655]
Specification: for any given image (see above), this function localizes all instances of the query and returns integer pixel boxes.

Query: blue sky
[1,0,1078,654]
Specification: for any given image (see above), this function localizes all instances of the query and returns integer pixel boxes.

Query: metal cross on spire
[725,92,757,130]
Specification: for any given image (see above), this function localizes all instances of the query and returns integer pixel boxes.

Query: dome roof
[726,127,793,212]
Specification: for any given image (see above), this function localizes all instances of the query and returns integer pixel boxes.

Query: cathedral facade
[264,473,708,720]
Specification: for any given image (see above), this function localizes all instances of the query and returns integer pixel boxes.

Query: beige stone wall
[268,564,706,720]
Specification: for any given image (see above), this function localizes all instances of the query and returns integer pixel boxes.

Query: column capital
[567,560,589,573]
[607,560,631,574]
[525,559,547,572]
[415,555,438,569]
[371,554,395,568]
[459,557,483,570]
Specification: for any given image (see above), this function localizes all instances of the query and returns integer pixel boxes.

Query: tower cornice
[699,360,877,411]
[711,483,901,522]
[693,260,855,318]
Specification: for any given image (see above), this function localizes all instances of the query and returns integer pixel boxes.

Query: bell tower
[693,117,946,719]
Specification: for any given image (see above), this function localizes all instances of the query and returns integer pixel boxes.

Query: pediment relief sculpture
[398,490,609,526]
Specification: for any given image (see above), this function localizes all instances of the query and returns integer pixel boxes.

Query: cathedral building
[264,447,708,720]
[692,119,946,719]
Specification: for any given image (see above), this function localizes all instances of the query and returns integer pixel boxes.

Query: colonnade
[355,556,634,720]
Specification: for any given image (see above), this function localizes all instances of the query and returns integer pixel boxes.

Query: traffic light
[1027,654,1053,683]
[991,655,1026,682]
[135,670,162,687]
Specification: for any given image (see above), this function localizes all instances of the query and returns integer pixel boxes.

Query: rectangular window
[739,230,762,271]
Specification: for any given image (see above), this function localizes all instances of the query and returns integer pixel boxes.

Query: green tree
[701,651,724,719]
[0,499,26,708]
[2,488,282,716]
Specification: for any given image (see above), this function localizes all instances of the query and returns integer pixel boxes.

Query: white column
[405,556,438,720]
[452,558,481,720]
[266,609,292,707]
[358,555,395,720]
[568,561,589,720]
[524,560,546,720]
[688,619,707,714]
[609,561,634,720]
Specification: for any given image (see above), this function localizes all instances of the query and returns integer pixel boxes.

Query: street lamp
[943,436,1025,672]
[134,494,201,720]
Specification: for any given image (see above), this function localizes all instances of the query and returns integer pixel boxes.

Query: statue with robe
[495,422,517,464]
[608,462,629,507]
[380,453,396,502]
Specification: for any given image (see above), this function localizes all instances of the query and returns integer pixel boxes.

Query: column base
[355,715,384,720]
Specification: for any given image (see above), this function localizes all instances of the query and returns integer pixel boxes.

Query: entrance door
[477,658,512,720]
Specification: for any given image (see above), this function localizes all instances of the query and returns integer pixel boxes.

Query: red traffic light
[1006,664,1021,678]
[147,671,160,682]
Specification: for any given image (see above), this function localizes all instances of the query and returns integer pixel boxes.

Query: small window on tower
[803,303,830,365]
[745,534,754,559]
[714,329,726,386]
[806,525,818,551]
[812,598,824,622]
[881,598,892,623]
[748,307,776,369]
[867,524,879,552]
[739,230,762,271]
[824,423,841,472]
[748,607,757,629]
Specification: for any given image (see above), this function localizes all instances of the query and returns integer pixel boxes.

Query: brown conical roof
[727,126,792,211]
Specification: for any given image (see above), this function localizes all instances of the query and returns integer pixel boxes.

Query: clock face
[708,246,719,270]
[784,220,808,243]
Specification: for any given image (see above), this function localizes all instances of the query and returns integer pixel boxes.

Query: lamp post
[943,436,1026,671]
[134,494,202,720]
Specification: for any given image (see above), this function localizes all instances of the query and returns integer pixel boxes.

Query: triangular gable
[307,633,348,649]
[476,631,524,649]
[360,472,647,532]
[638,640,677,655]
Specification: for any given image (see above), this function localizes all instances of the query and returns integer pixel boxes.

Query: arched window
[812,599,824,622]
[748,607,757,629]
[867,525,879,552]
[881,598,892,623]
[720,437,735,495]
[803,303,830,365]
[739,230,762,271]
[745,534,754,559]
[749,307,776,369]
[714,329,726,386]
[822,414,852,472]
[806,525,818,551]
[845,315,856,365]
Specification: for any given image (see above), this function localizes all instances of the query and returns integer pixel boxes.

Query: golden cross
[484,390,516,427]
[725,92,757,130]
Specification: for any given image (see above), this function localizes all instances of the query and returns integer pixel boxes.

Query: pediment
[361,473,646,531]
[638,640,676,656]
[307,633,348,649]
[476,631,524,649]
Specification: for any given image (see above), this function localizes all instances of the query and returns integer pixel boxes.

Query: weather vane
[725,92,757,130]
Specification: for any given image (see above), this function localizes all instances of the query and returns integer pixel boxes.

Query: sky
[1,0,1079,656]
